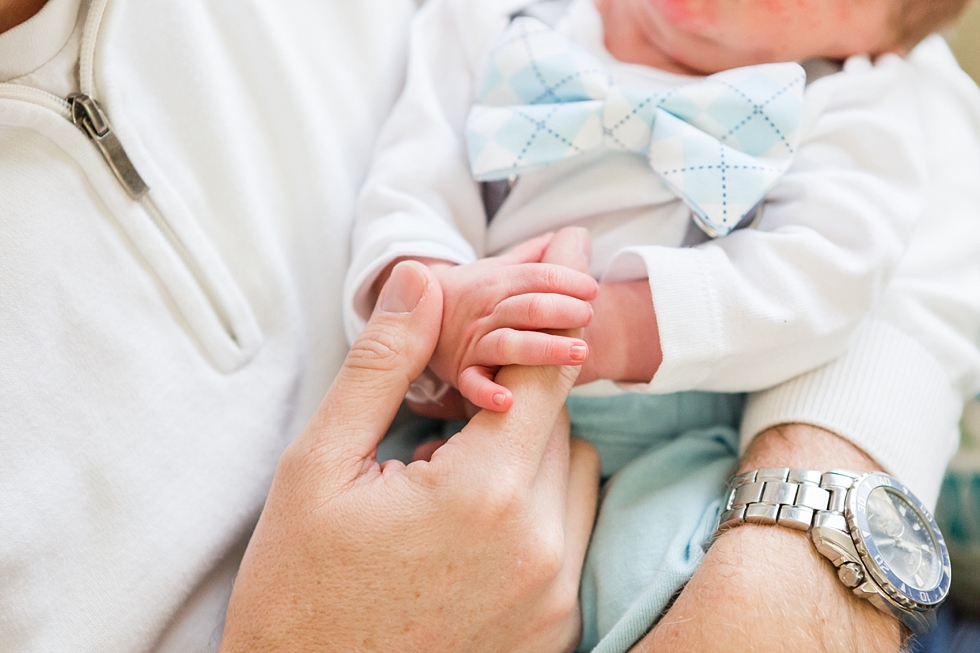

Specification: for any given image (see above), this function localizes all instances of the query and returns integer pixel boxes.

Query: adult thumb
[301,261,443,469]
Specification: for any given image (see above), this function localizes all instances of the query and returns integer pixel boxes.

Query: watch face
[865,487,941,590]
[849,473,951,608]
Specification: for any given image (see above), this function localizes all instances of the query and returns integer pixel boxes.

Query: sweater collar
[0,0,82,82]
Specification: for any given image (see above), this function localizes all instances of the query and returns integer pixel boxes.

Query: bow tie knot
[466,17,806,237]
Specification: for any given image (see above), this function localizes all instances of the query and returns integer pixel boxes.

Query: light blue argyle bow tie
[466,17,807,237]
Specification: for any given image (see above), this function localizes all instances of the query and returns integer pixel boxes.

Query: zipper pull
[69,93,149,200]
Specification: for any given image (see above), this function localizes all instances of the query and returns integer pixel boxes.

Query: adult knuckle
[556,361,580,389]
[346,324,402,372]
[513,525,565,584]
[538,530,566,575]
[542,583,579,630]
[479,474,526,520]
[526,537,564,584]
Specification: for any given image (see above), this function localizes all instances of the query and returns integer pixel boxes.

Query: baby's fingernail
[492,393,507,406]
[570,344,588,361]
[379,262,427,314]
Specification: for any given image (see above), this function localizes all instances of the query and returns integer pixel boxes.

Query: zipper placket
[68,0,149,200]
[0,0,243,346]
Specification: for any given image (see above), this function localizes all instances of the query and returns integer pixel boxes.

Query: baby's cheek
[646,0,715,28]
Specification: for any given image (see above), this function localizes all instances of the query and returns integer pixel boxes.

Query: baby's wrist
[585,281,662,384]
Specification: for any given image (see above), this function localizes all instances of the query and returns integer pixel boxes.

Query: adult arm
[636,424,903,653]
[633,46,980,644]
[634,43,980,649]
[221,230,601,652]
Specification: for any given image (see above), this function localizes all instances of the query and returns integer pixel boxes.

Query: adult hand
[220,228,601,653]
[635,424,903,652]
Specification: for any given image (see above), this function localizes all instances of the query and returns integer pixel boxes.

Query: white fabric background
[0,1,415,651]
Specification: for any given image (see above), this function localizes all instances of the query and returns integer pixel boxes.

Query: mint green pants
[567,392,743,653]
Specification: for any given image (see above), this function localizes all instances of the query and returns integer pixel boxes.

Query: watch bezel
[846,473,951,610]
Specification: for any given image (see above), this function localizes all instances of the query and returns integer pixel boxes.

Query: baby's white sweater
[346,0,980,507]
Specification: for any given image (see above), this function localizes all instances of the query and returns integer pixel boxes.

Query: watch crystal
[866,487,941,591]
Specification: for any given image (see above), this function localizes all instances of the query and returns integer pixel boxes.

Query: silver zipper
[65,94,236,340]
[68,93,149,200]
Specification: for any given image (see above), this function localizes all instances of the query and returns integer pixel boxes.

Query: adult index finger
[295,261,443,477]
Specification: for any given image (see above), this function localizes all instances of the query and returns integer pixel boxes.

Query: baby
[344,0,971,650]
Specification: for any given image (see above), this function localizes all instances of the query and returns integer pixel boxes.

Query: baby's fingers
[496,232,555,265]
[475,329,589,368]
[492,293,594,331]
[500,264,598,301]
[458,366,513,412]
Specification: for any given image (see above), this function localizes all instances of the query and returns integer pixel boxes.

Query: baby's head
[893,0,972,51]
[604,0,972,74]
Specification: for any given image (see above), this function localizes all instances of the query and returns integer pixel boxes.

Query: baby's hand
[429,233,598,412]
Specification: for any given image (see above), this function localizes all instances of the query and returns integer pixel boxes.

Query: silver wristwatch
[719,468,951,634]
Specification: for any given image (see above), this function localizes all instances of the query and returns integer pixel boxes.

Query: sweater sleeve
[605,53,928,395]
[342,0,513,343]
[742,37,980,509]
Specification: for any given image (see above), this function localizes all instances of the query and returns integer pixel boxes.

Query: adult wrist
[729,424,906,646]
[634,424,907,652]
[739,320,961,510]
[647,522,904,652]
[738,423,881,476]
[728,424,950,638]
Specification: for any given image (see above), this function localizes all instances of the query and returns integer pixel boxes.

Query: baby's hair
[892,0,973,49]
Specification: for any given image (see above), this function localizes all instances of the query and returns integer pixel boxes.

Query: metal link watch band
[719,467,861,534]
[718,467,950,635]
